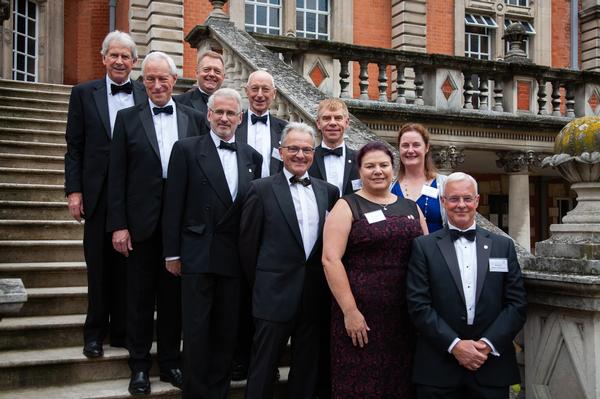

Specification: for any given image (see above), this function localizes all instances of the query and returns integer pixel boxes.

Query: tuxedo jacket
[239,172,339,322]
[308,145,360,196]
[64,78,146,219]
[235,111,287,176]
[406,226,527,388]
[162,134,262,277]
[106,101,208,242]
[174,87,208,115]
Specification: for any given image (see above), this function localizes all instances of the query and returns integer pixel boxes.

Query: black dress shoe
[128,371,151,396]
[159,368,183,389]
[82,341,103,358]
[231,362,248,381]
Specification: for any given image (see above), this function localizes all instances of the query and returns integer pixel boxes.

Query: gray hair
[281,122,316,147]
[141,51,177,76]
[207,88,242,113]
[246,70,275,88]
[100,31,137,60]
[443,172,479,195]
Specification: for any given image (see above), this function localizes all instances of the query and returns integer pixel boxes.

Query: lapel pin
[484,245,488,250]
[348,159,352,163]
[249,168,253,173]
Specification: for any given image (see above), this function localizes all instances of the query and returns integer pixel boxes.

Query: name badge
[421,185,439,198]
[489,258,508,272]
[364,210,386,224]
[271,147,282,161]
[351,178,362,191]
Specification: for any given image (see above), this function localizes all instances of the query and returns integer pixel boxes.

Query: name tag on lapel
[489,258,508,272]
[351,178,362,191]
[364,210,385,224]
[271,147,282,161]
[421,185,439,198]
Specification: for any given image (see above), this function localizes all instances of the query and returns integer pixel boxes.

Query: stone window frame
[12,0,38,81]
[244,0,282,36]
[505,0,528,7]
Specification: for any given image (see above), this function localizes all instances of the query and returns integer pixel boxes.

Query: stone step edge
[0,200,67,207]
[0,261,85,270]
[0,96,69,105]
[0,313,86,330]
[23,286,87,297]
[0,344,132,367]
[0,240,82,246]
[0,220,82,226]
[0,167,64,174]
[0,153,64,161]
[0,116,66,124]
[0,126,66,135]
[0,78,73,90]
[0,105,68,115]
[0,139,66,148]
[0,182,64,189]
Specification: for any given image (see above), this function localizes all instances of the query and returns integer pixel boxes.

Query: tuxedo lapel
[314,147,327,180]
[272,173,303,250]
[92,80,111,138]
[475,228,492,305]
[176,106,189,140]
[307,179,328,259]
[342,146,355,191]
[191,89,206,111]
[235,147,256,202]
[196,135,233,207]
[269,116,282,175]
[436,230,466,304]
[132,81,146,106]
[236,112,249,144]
[139,103,161,161]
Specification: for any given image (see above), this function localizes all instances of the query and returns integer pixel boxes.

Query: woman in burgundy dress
[322,142,428,398]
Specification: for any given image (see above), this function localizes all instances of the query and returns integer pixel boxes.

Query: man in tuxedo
[107,51,208,395]
[309,98,360,197]
[174,50,224,115]
[406,172,527,399]
[240,123,339,399]
[232,69,288,380]
[65,30,146,358]
[162,88,262,399]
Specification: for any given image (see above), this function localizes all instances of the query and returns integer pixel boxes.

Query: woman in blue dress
[390,123,447,233]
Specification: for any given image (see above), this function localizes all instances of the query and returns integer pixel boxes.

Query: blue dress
[390,179,444,233]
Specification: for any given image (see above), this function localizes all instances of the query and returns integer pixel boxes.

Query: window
[245,0,282,35]
[504,19,535,58]
[296,0,329,40]
[12,0,37,82]
[465,26,491,60]
[505,0,528,6]
[464,13,498,29]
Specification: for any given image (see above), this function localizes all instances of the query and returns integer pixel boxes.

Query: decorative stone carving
[0,0,9,23]
[432,145,465,173]
[503,22,532,64]
[496,150,542,173]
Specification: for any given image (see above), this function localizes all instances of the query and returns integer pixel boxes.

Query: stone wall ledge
[524,270,600,311]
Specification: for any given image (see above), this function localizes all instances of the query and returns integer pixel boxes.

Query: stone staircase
[0,79,288,398]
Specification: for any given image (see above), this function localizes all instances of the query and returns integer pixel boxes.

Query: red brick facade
[551,0,572,68]
[426,0,454,55]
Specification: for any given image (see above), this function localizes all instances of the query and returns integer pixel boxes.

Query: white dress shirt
[246,111,272,178]
[210,131,238,201]
[321,142,346,195]
[283,168,319,259]
[149,98,178,179]
[106,75,135,136]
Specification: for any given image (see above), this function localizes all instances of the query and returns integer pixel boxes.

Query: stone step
[0,220,83,240]
[0,116,66,132]
[0,167,64,184]
[0,140,66,157]
[0,78,72,94]
[0,262,86,288]
[0,200,70,220]
[0,183,65,202]
[0,127,66,144]
[0,96,69,111]
[0,105,68,121]
[0,314,85,350]
[0,240,84,262]
[0,153,64,169]
[0,368,290,398]
[18,286,87,317]
[0,87,70,102]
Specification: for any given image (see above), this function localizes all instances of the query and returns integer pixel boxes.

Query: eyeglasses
[210,109,240,118]
[444,196,477,204]
[280,146,315,155]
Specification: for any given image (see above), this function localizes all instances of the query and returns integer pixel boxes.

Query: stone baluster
[377,62,388,102]
[478,74,489,110]
[413,66,424,106]
[493,76,504,112]
[537,77,547,115]
[338,58,351,99]
[565,83,575,118]
[463,71,473,109]
[358,60,369,100]
[396,64,406,104]
[209,0,228,18]
[551,80,562,116]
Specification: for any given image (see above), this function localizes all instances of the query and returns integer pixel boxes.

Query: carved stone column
[431,145,465,175]
[496,151,542,251]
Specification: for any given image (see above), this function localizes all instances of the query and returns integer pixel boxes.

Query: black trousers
[82,187,127,346]
[233,277,253,369]
[126,225,181,373]
[416,373,509,399]
[182,273,241,399]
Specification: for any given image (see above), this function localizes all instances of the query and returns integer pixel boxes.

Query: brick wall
[116,0,130,32]
[552,0,571,68]
[63,0,109,85]
[426,0,454,55]
[353,0,391,99]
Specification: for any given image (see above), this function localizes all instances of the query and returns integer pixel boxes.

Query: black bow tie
[322,146,343,157]
[219,140,237,152]
[153,105,173,115]
[251,114,268,125]
[449,229,476,242]
[198,90,209,103]
[111,81,132,95]
[289,175,311,187]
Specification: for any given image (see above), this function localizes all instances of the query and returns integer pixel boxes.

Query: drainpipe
[109,0,117,32]
[571,0,578,70]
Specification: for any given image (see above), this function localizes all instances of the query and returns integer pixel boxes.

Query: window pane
[306,12,316,32]
[257,26,267,34]
[17,54,24,71]
[470,35,477,52]
[269,0,280,4]
[307,0,316,10]
[18,0,26,15]
[28,18,35,36]
[16,71,24,81]
[28,0,36,17]
[17,16,25,34]
[306,33,316,39]
[245,4,254,25]
[27,74,34,82]
[319,0,328,11]
[27,56,34,74]
[465,14,475,24]
[297,0,303,7]
[27,37,35,55]
[481,37,488,53]
[256,5,267,25]
[269,8,279,27]
[269,28,280,35]
[318,14,327,34]
[256,0,267,3]
[17,34,25,53]
[296,11,304,30]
